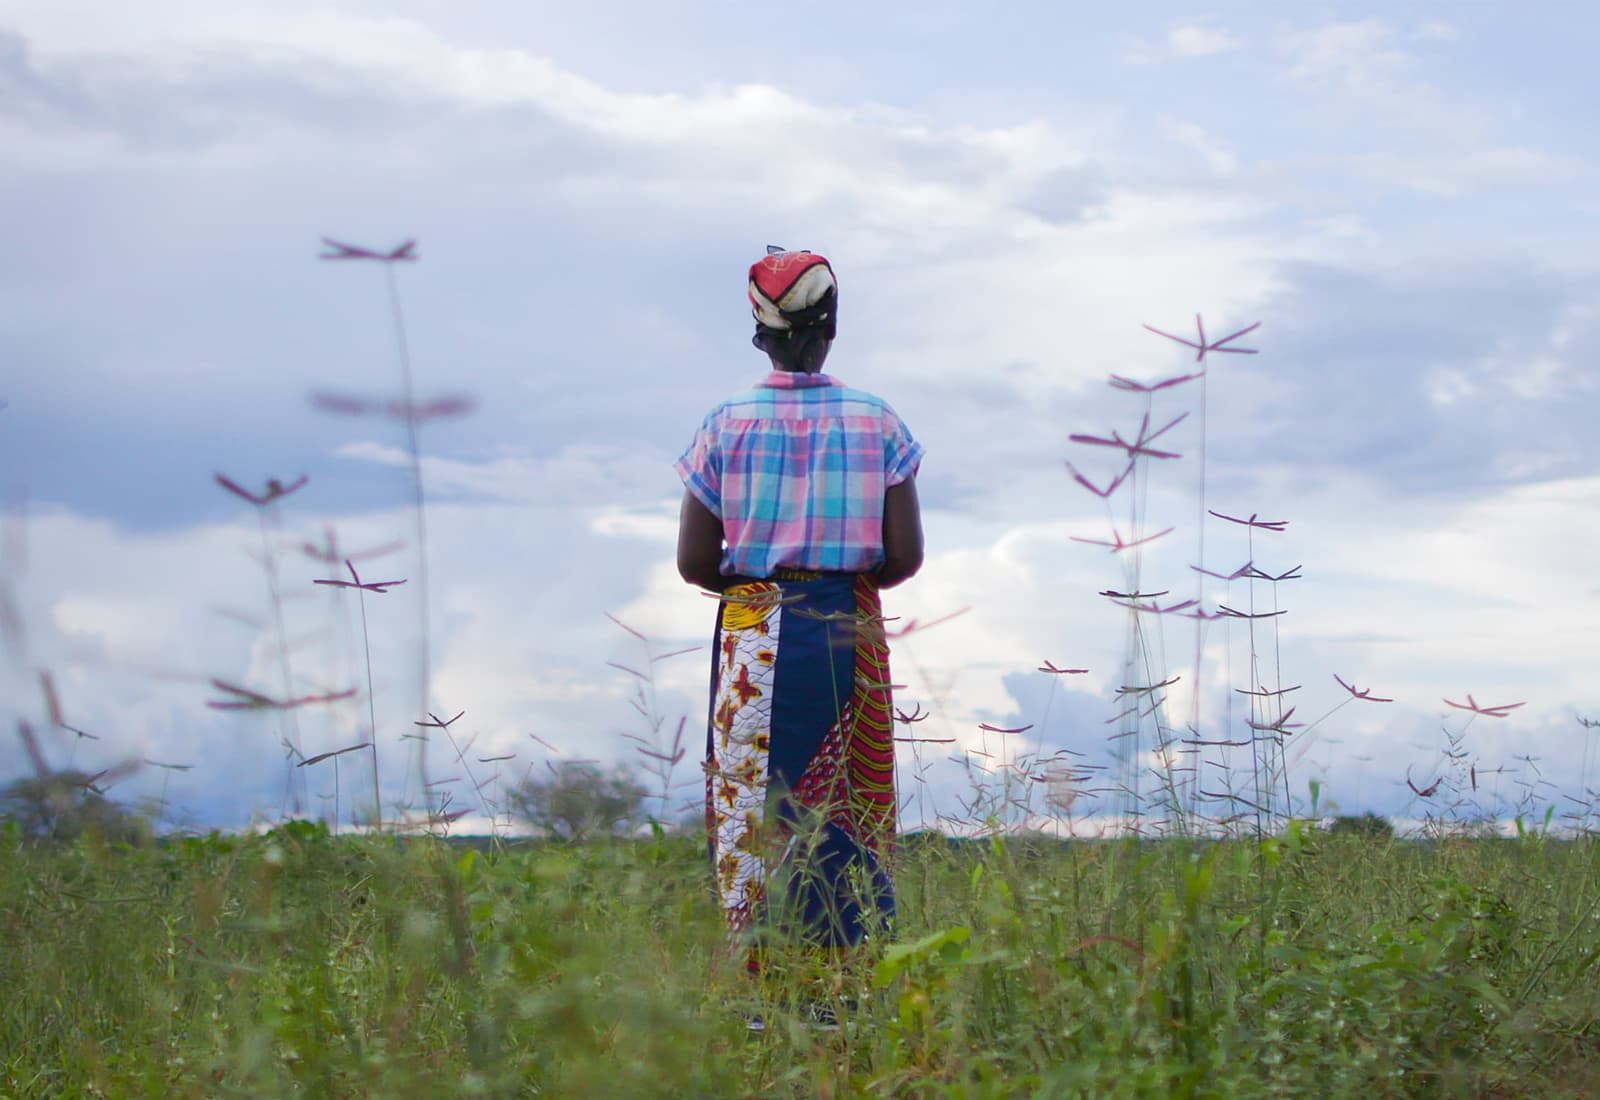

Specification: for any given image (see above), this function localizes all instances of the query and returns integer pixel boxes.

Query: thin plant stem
[1271,580,1292,817]
[256,504,305,817]
[1190,366,1209,823]
[1246,526,1265,837]
[383,263,435,811]
[356,584,382,830]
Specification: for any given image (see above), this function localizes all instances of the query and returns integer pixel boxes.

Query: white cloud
[334,442,670,507]
[1255,471,1600,706]
[1117,19,1242,64]
[1352,147,1575,197]
[5,13,1105,250]
[1276,18,1484,140]
[0,488,706,825]
[1415,20,1460,43]
[1280,19,1411,84]
[1166,22,1242,57]
[1425,366,1476,407]
[1162,118,1238,175]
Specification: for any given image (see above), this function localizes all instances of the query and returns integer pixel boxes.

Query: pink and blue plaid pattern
[676,371,924,578]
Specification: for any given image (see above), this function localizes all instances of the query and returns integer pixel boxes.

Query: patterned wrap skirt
[704,570,897,959]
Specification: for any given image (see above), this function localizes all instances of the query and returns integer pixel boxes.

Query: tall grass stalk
[606,613,697,825]
[316,238,475,827]
[312,557,406,829]
[214,474,313,816]
[381,259,437,811]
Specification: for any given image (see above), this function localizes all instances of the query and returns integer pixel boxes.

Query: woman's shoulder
[828,385,910,423]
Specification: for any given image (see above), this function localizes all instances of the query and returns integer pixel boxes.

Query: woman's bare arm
[876,477,924,589]
[677,490,760,592]
[676,490,727,590]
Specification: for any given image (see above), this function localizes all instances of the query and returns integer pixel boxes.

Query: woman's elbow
[677,551,720,589]
[677,491,730,590]
[876,547,923,589]
[676,557,697,586]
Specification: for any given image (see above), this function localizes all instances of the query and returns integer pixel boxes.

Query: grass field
[5,822,1600,1098]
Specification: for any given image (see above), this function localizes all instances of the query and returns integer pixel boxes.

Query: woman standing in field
[675,247,924,1015]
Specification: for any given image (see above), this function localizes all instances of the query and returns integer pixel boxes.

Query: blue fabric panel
[771,822,895,948]
[764,574,857,798]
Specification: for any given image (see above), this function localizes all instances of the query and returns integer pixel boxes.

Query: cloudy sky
[2,0,1596,833]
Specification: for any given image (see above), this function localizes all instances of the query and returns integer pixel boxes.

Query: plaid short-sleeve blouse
[675,371,924,578]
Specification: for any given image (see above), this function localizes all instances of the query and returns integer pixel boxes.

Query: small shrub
[0,773,148,845]
[508,762,648,841]
[1327,812,1395,840]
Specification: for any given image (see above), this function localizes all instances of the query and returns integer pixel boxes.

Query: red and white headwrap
[748,248,837,335]
[748,247,837,372]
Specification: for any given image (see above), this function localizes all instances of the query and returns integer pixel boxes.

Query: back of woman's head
[748,247,836,372]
